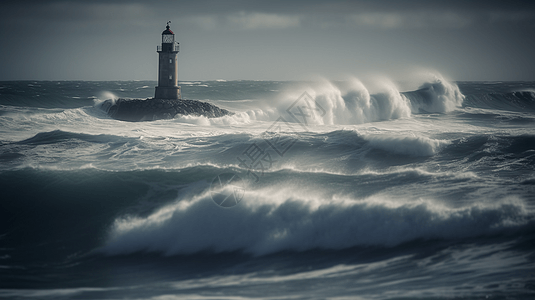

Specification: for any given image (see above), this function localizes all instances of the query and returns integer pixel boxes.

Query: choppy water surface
[1,77,534,299]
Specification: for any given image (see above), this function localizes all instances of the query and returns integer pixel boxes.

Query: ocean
[0,76,534,299]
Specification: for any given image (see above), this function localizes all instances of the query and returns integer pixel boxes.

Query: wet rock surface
[101,98,233,121]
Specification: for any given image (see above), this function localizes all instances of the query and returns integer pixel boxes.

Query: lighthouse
[101,21,232,121]
[155,21,181,99]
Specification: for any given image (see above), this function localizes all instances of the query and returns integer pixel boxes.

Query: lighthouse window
[169,74,173,80]
[169,58,172,64]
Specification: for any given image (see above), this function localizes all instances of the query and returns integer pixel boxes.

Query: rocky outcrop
[100,98,232,122]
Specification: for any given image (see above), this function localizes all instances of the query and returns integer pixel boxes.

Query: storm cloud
[1,0,534,80]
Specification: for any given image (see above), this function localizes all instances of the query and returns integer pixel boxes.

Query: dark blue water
[0,78,534,299]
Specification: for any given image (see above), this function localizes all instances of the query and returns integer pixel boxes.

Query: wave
[440,134,535,162]
[3,80,535,124]
[0,81,160,110]
[0,92,96,109]
[306,75,464,124]
[189,79,534,127]
[183,79,535,128]
[404,80,465,112]
[100,187,534,256]
[462,90,535,112]
[5,128,533,175]
[195,74,465,126]
[0,82,100,109]
[14,129,120,146]
[363,134,448,156]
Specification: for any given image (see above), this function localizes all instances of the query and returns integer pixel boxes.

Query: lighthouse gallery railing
[157,44,179,52]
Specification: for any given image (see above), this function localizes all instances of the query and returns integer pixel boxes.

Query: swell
[1,163,533,261]
[462,91,535,112]
[0,128,461,177]
[101,186,534,256]
[0,81,155,109]
[437,134,535,176]
[0,84,95,109]
[14,129,120,145]
[3,129,534,174]
[0,167,227,263]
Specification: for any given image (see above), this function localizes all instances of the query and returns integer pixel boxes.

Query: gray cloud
[3,0,535,26]
[0,0,534,81]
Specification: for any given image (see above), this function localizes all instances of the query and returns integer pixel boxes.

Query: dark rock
[100,98,233,122]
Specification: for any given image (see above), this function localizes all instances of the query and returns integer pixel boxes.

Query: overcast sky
[1,0,534,81]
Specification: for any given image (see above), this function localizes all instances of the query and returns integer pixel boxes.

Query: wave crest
[406,78,465,113]
[364,134,448,156]
[313,78,413,124]
[280,74,463,125]
[206,74,464,126]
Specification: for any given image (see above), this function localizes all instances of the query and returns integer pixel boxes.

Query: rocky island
[101,98,232,122]
[101,23,233,122]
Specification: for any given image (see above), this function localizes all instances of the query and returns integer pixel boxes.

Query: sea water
[0,76,534,299]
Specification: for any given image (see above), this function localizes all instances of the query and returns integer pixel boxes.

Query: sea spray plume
[94,91,118,113]
[197,74,464,126]
[305,75,463,125]
[405,74,465,113]
[298,78,411,125]
[339,79,373,123]
[100,91,118,101]
[364,78,412,121]
[309,80,346,125]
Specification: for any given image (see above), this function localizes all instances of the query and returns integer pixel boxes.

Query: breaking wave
[101,188,533,256]
[203,74,465,126]
[363,134,448,156]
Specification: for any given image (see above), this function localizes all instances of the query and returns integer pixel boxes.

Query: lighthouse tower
[155,21,181,99]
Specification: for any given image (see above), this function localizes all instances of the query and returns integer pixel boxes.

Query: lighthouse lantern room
[155,21,181,99]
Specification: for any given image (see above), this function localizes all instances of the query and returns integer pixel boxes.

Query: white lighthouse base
[155,86,181,100]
